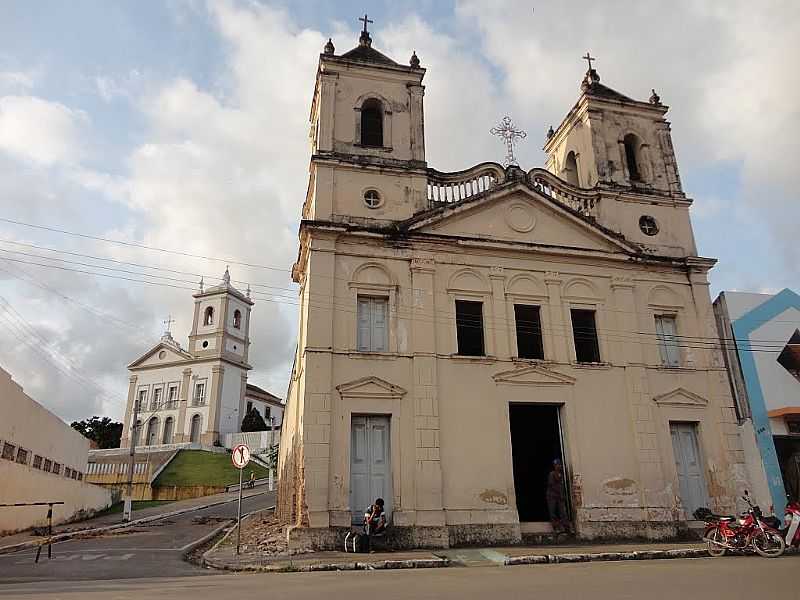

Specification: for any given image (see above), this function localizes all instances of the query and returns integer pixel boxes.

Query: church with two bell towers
[120,269,255,449]
[277,19,749,548]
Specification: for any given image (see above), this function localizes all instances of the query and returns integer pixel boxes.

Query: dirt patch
[224,513,289,556]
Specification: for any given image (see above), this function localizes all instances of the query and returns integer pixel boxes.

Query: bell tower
[305,17,429,224]
[544,61,683,197]
[188,268,253,367]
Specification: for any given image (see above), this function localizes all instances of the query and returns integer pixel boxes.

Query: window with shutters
[455,300,485,356]
[357,296,388,352]
[2,442,15,461]
[16,448,28,465]
[571,309,600,363]
[514,304,544,359]
[33,454,42,469]
[655,315,681,367]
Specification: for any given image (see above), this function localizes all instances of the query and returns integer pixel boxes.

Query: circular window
[233,345,238,351]
[202,340,209,349]
[158,350,166,359]
[639,215,659,236]
[363,189,382,209]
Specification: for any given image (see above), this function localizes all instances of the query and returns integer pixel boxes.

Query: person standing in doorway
[546,459,571,534]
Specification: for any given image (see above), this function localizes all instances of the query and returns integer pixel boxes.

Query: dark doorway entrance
[509,403,565,521]
[775,436,800,502]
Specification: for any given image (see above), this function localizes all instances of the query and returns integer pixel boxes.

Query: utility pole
[268,416,275,491]
[123,398,140,522]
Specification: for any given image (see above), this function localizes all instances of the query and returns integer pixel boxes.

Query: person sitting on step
[364,498,387,537]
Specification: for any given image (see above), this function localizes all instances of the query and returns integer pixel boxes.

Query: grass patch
[154,449,269,487]
[97,500,175,516]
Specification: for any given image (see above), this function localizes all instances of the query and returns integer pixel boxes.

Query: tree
[71,416,123,449]
[241,408,268,432]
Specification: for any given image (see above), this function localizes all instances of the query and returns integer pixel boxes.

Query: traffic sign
[231,444,251,469]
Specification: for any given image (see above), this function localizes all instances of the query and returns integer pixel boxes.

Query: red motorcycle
[697,491,785,558]
[780,499,800,548]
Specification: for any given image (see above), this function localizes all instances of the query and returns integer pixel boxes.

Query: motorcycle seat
[713,515,736,521]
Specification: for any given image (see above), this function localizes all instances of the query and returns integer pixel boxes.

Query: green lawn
[97,500,174,516]
[154,449,269,487]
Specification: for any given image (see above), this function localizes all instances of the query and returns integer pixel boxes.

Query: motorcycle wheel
[752,530,786,558]
[705,527,727,557]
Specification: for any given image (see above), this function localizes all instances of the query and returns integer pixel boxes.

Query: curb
[505,548,709,565]
[203,555,452,573]
[182,519,235,559]
[0,490,270,555]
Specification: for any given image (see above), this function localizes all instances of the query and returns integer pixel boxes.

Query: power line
[0,216,291,272]
[0,238,300,294]
[2,252,795,354]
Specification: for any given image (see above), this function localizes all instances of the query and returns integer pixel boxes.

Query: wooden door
[350,415,391,524]
[670,422,708,518]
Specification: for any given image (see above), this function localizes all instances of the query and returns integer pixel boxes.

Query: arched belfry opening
[623,133,642,182]
[360,98,384,147]
[564,151,579,186]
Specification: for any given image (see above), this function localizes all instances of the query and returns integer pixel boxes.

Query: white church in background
[120,269,263,448]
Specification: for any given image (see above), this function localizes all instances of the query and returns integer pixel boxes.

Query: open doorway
[509,403,566,522]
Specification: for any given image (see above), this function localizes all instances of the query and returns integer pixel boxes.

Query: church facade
[277,26,748,548]
[120,269,254,448]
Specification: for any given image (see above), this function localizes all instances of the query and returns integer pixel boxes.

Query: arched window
[564,151,579,187]
[190,414,202,443]
[623,133,641,182]
[203,306,214,326]
[360,98,383,147]
[162,417,174,445]
[233,309,242,329]
[145,417,159,446]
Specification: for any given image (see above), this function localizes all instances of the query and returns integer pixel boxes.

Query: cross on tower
[490,116,527,167]
[162,314,176,335]
[582,52,596,71]
[359,13,373,34]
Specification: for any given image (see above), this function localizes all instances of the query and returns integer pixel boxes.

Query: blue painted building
[713,289,800,515]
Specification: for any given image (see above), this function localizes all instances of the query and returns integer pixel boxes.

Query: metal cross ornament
[490,116,527,167]
[582,52,596,71]
[162,314,176,334]
[359,13,373,34]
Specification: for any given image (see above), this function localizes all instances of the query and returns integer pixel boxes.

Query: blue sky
[0,1,797,423]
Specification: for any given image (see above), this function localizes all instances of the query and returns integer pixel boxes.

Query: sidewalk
[202,516,710,573]
[204,540,710,572]
[0,488,271,553]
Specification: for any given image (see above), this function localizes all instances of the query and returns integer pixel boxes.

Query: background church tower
[303,17,428,227]
[188,268,253,367]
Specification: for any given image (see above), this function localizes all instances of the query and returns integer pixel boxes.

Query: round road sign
[231,444,251,469]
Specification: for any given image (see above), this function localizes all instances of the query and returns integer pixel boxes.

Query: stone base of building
[577,520,696,541]
[287,519,698,551]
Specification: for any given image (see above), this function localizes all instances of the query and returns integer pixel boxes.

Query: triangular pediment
[407,185,636,254]
[652,387,708,408]
[493,364,576,386]
[128,342,192,370]
[336,376,407,399]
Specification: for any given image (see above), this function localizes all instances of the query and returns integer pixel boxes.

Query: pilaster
[489,267,510,358]
[174,368,191,443]
[121,375,137,447]
[207,365,225,443]
[408,256,444,526]
[544,272,569,363]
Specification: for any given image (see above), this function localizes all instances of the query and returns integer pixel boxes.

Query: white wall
[749,306,800,414]
[219,365,246,435]
[0,367,111,533]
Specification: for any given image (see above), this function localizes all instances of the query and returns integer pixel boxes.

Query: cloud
[0,96,87,166]
[0,1,798,425]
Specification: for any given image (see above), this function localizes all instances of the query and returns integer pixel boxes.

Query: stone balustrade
[426,162,505,205]
[425,164,599,219]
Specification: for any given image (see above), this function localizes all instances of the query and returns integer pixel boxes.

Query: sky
[0,0,797,425]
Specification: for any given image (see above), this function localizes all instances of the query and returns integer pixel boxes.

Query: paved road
[0,554,794,599]
[0,491,275,584]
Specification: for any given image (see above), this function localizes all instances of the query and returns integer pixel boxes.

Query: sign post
[231,443,251,555]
